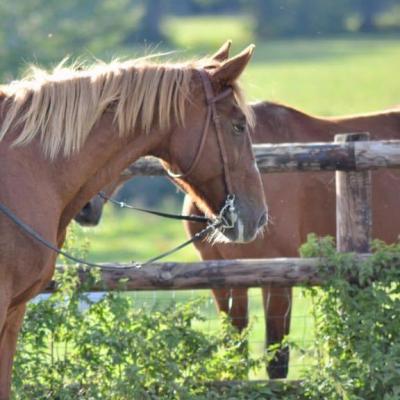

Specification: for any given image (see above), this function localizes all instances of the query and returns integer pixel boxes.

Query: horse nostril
[258,212,268,228]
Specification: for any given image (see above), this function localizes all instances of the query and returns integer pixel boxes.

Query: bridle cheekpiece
[167,69,238,230]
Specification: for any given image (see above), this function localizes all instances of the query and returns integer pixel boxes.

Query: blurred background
[4,0,400,379]
[2,0,400,207]
[3,0,400,206]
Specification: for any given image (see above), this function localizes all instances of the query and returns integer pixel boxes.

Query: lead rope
[0,201,216,269]
[113,195,237,266]
[98,192,210,224]
[0,202,107,268]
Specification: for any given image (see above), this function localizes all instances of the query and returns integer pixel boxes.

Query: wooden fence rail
[48,255,372,293]
[127,139,400,176]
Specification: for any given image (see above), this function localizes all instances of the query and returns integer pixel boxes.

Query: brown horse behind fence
[74,44,400,379]
[183,100,400,378]
[77,98,400,379]
[0,43,267,398]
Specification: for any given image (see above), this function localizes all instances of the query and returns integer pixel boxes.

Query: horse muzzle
[214,195,268,243]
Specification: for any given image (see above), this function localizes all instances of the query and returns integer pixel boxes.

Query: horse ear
[212,40,232,62]
[211,44,255,84]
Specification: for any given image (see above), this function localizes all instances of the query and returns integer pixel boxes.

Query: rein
[0,69,237,268]
[0,201,215,268]
[167,68,237,229]
[98,192,210,224]
[167,69,235,197]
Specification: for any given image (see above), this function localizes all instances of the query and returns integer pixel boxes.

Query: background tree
[125,0,165,44]
[249,0,352,38]
[0,0,139,80]
[355,0,395,32]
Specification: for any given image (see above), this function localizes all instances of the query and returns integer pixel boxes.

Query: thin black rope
[138,223,218,266]
[0,202,212,269]
[0,202,106,268]
[98,192,210,223]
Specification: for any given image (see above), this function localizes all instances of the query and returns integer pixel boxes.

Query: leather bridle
[167,68,237,229]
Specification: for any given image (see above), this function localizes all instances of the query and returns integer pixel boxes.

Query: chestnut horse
[0,43,267,398]
[183,100,400,379]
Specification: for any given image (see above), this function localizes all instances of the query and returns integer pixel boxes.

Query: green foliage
[14,232,400,399]
[13,229,270,399]
[300,234,400,400]
[15,291,261,399]
[73,209,315,381]
[250,0,351,38]
[0,0,143,80]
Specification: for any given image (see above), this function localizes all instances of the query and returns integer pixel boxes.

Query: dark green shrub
[301,234,400,400]
[13,231,267,399]
[14,231,400,399]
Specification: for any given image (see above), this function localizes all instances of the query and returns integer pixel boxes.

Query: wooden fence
[47,133,400,292]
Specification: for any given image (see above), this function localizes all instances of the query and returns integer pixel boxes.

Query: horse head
[75,43,267,243]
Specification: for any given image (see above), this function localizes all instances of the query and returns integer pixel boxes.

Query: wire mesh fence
[33,286,314,380]
[106,287,314,380]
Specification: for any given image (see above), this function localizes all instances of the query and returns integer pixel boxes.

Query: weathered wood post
[335,133,372,253]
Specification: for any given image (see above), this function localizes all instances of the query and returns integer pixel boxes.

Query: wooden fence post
[335,133,372,253]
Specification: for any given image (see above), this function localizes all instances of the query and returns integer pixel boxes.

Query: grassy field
[68,16,400,380]
[165,15,400,114]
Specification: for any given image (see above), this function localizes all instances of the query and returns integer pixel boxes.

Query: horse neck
[53,113,167,232]
[252,102,400,144]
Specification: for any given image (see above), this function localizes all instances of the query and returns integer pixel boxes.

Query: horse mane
[0,57,252,159]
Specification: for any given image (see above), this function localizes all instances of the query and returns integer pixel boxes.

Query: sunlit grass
[164,15,253,51]
[165,16,400,114]
[245,38,400,115]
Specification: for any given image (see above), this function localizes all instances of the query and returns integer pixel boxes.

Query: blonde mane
[0,57,252,159]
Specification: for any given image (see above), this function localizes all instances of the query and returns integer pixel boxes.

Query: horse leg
[228,288,249,332]
[212,288,231,314]
[212,288,249,332]
[212,287,249,371]
[262,286,292,379]
[0,303,26,400]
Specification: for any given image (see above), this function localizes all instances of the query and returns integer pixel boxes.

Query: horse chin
[207,219,260,245]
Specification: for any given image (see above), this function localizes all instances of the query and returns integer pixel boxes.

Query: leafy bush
[14,230,400,399]
[13,230,268,399]
[301,234,400,400]
[14,286,260,399]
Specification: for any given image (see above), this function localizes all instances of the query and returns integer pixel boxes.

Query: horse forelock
[0,56,249,160]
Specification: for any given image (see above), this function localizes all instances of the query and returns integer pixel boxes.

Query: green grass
[69,16,400,380]
[165,15,400,114]
[163,15,253,50]
[245,38,400,115]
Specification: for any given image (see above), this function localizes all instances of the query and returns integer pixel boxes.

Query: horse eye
[232,122,246,135]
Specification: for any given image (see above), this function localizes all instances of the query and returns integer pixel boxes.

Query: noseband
[167,69,237,229]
